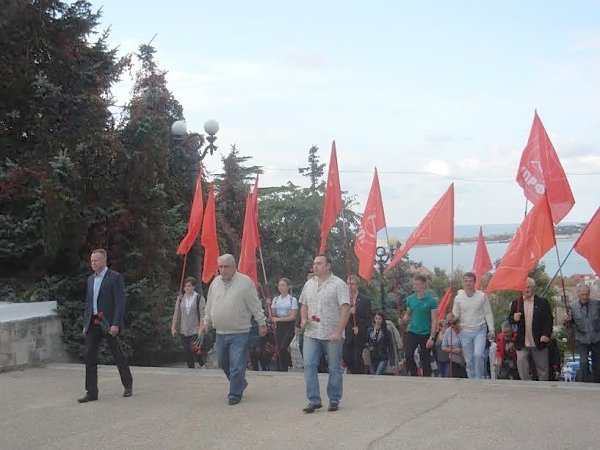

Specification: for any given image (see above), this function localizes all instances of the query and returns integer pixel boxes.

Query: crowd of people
[78,249,600,412]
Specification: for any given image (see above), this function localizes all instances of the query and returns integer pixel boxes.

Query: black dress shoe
[328,404,339,412]
[77,393,98,403]
[123,388,132,398]
[228,398,241,405]
[302,403,322,413]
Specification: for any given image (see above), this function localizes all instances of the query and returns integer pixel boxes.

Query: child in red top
[496,321,519,380]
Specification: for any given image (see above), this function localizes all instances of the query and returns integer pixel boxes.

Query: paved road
[0,364,597,450]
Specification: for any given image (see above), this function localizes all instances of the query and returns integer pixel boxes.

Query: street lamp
[171,119,219,160]
[376,246,392,313]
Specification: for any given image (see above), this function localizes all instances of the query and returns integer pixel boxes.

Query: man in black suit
[78,249,133,403]
[508,277,554,381]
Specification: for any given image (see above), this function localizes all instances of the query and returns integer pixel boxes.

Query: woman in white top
[271,277,298,372]
[171,277,206,368]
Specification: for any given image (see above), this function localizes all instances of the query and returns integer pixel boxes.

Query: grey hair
[526,277,536,287]
[577,283,591,293]
[218,254,236,266]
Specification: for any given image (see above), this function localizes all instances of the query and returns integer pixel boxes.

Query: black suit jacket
[508,295,553,350]
[83,268,126,330]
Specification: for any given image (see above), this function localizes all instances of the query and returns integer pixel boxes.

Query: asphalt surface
[1,363,598,450]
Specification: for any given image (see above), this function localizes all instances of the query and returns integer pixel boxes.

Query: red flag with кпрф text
[354,168,387,284]
[516,111,575,224]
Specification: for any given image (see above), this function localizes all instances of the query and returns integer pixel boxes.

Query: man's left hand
[487,331,495,341]
[258,325,268,337]
[330,331,342,342]
[425,337,434,349]
[109,325,119,337]
[539,335,550,343]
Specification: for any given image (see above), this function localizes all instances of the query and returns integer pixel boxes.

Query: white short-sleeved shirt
[299,274,350,340]
[272,294,298,317]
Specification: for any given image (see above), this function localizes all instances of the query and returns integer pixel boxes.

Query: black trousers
[85,324,133,395]
[404,332,432,377]
[181,334,198,368]
[275,321,295,371]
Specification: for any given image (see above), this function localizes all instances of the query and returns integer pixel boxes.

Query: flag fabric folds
[437,287,453,320]
[353,169,387,284]
[319,141,343,254]
[385,183,454,273]
[516,111,575,224]
[177,167,204,255]
[574,207,600,276]
[238,186,260,285]
[486,194,556,293]
[200,185,219,283]
[472,226,493,290]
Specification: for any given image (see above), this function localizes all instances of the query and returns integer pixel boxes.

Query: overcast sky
[90,0,600,226]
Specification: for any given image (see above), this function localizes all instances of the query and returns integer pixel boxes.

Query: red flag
[176,167,204,255]
[353,169,387,284]
[238,192,259,285]
[437,287,453,320]
[472,226,493,290]
[251,175,260,246]
[319,141,343,254]
[516,111,575,224]
[200,185,219,283]
[385,183,454,273]
[486,194,556,293]
[574,207,600,276]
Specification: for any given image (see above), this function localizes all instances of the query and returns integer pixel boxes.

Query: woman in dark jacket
[366,311,395,375]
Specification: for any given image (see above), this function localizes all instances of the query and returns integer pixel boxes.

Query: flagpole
[340,208,357,330]
[178,253,188,294]
[540,244,576,298]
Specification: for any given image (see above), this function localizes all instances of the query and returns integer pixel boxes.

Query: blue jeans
[215,332,249,401]
[303,336,344,406]
[437,360,449,378]
[370,359,388,375]
[460,326,487,379]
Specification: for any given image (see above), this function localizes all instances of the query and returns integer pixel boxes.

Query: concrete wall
[0,301,71,372]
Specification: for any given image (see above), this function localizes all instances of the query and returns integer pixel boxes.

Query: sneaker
[302,403,322,413]
[328,403,339,412]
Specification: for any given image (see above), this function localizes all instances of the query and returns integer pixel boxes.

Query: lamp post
[376,246,391,313]
[171,119,219,279]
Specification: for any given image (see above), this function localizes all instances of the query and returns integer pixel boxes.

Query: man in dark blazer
[78,249,133,403]
[508,277,554,381]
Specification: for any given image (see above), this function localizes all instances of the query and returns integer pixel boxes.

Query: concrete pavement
[0,364,597,450]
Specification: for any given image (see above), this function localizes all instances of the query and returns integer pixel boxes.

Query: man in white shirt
[299,254,351,413]
[452,272,494,379]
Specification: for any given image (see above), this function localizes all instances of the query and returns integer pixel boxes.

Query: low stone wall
[0,301,71,372]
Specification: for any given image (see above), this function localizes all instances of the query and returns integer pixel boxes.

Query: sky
[89,0,600,226]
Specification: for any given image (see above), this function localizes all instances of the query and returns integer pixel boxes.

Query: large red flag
[574,207,600,276]
[238,192,259,285]
[177,167,204,255]
[354,169,387,284]
[251,175,260,247]
[486,194,556,293]
[385,183,454,273]
[516,111,575,224]
[200,185,219,283]
[472,226,493,290]
[319,141,343,254]
[437,287,453,320]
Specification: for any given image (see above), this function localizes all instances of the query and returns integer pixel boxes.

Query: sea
[380,224,593,277]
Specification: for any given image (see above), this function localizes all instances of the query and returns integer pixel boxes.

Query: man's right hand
[300,319,308,329]
[82,328,87,336]
[513,312,522,322]
[171,327,177,337]
[563,312,572,322]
